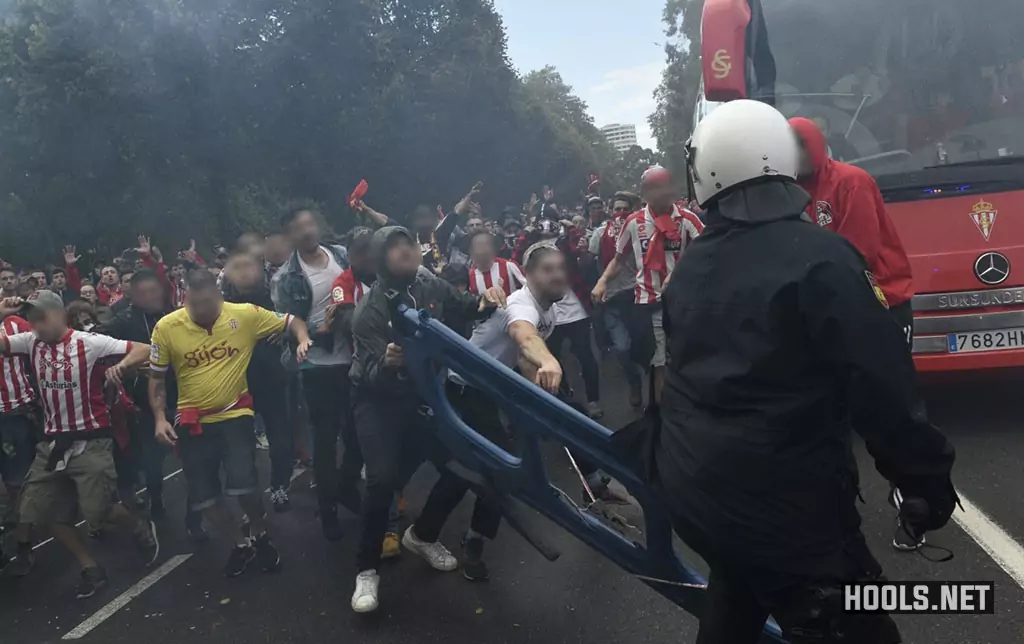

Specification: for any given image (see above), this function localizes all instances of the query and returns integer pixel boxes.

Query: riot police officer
[656,100,957,644]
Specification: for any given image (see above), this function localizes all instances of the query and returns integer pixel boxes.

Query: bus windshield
[759,0,1024,178]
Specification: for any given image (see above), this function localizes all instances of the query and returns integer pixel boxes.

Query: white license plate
[947,329,1024,353]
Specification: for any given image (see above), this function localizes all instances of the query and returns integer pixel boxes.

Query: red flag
[348,179,369,210]
[587,173,601,193]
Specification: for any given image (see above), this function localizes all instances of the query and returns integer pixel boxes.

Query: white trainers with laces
[351,569,380,613]
[402,527,458,572]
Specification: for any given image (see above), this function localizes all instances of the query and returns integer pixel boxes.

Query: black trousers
[302,365,362,509]
[548,318,600,403]
[250,366,293,490]
[114,412,165,504]
[353,390,501,572]
[669,513,901,644]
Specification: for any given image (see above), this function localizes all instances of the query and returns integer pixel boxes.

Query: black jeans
[114,412,165,504]
[353,391,501,572]
[548,318,600,403]
[249,366,293,490]
[302,365,361,508]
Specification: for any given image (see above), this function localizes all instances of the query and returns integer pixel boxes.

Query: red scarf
[642,206,681,275]
[177,392,253,436]
[599,214,629,266]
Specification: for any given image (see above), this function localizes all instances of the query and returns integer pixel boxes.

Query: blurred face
[52,272,67,289]
[642,181,677,212]
[225,253,262,292]
[572,215,586,229]
[26,307,67,343]
[31,271,47,287]
[503,222,522,240]
[469,233,496,269]
[527,250,569,303]
[384,237,422,282]
[170,263,187,280]
[121,272,134,287]
[186,285,224,326]
[794,132,813,177]
[611,199,632,217]
[237,233,264,256]
[465,218,485,234]
[80,285,97,303]
[75,311,96,331]
[134,258,145,270]
[132,278,165,314]
[588,202,606,222]
[101,266,118,286]
[286,210,320,252]
[485,220,500,234]
[0,271,17,293]
[349,247,372,274]
[264,235,291,266]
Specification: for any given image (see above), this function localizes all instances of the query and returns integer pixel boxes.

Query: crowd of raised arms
[0,108,959,644]
[0,167,700,604]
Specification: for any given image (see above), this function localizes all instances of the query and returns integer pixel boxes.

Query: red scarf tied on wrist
[642,207,681,275]
[599,214,628,267]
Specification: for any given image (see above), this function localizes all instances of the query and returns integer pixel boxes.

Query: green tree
[649,0,704,174]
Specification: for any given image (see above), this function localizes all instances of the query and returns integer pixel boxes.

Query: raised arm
[63,245,83,292]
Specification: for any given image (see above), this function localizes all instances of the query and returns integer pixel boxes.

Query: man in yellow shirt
[148,270,311,578]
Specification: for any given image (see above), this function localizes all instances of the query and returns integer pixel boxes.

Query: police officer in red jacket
[790,117,915,344]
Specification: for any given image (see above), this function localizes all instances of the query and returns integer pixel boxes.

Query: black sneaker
[253,532,281,572]
[8,543,35,577]
[76,566,109,599]
[185,513,209,545]
[319,504,344,542]
[461,536,489,582]
[893,519,926,551]
[270,487,291,513]
[224,543,256,577]
[134,520,160,566]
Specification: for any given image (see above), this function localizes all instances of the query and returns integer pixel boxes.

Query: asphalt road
[2,362,1023,644]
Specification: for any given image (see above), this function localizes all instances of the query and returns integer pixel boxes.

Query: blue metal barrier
[392,305,786,643]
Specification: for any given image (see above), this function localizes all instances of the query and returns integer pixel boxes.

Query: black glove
[893,477,958,534]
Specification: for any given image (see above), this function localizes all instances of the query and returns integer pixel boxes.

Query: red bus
[697,0,1024,372]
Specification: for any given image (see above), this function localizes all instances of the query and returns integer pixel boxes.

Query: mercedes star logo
[974,252,1011,286]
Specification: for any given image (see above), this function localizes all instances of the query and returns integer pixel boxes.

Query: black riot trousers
[669,514,903,644]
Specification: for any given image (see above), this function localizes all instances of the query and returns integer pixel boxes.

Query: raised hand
[63,245,81,265]
[136,235,151,255]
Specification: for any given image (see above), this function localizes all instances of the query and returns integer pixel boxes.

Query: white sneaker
[402,527,458,572]
[351,570,380,613]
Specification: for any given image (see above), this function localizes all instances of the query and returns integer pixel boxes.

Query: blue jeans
[603,304,642,387]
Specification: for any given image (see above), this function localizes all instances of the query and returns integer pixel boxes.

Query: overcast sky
[492,0,666,149]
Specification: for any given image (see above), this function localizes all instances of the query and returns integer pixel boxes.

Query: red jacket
[790,117,914,307]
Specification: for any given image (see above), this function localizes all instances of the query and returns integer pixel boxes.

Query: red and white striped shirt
[616,205,704,305]
[469,258,525,297]
[0,316,35,414]
[2,330,132,435]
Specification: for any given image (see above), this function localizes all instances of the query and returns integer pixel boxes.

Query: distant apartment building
[600,123,638,152]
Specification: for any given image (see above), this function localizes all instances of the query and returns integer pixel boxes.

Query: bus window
[760,0,1023,178]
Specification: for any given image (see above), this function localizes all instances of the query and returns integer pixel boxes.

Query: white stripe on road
[953,489,1024,590]
[61,554,193,640]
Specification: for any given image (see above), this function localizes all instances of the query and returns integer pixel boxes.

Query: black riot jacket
[655,179,955,578]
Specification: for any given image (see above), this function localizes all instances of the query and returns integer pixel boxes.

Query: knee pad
[779,585,902,644]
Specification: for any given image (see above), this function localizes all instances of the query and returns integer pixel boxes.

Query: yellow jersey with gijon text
[149,302,291,424]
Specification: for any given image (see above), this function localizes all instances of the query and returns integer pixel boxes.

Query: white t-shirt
[552,289,588,325]
[298,247,345,366]
[451,287,556,384]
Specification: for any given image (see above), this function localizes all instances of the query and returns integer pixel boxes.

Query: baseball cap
[348,226,374,254]
[23,290,64,311]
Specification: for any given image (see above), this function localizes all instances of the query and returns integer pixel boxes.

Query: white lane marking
[61,554,192,640]
[24,469,185,554]
[953,489,1024,590]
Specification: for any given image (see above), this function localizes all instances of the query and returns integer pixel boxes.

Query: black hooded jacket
[349,226,493,397]
[656,180,955,578]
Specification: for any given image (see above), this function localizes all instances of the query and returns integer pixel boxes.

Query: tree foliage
[649,0,703,174]
[0,0,625,264]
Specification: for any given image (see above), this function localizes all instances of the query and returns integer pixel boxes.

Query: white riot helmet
[687,99,799,207]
